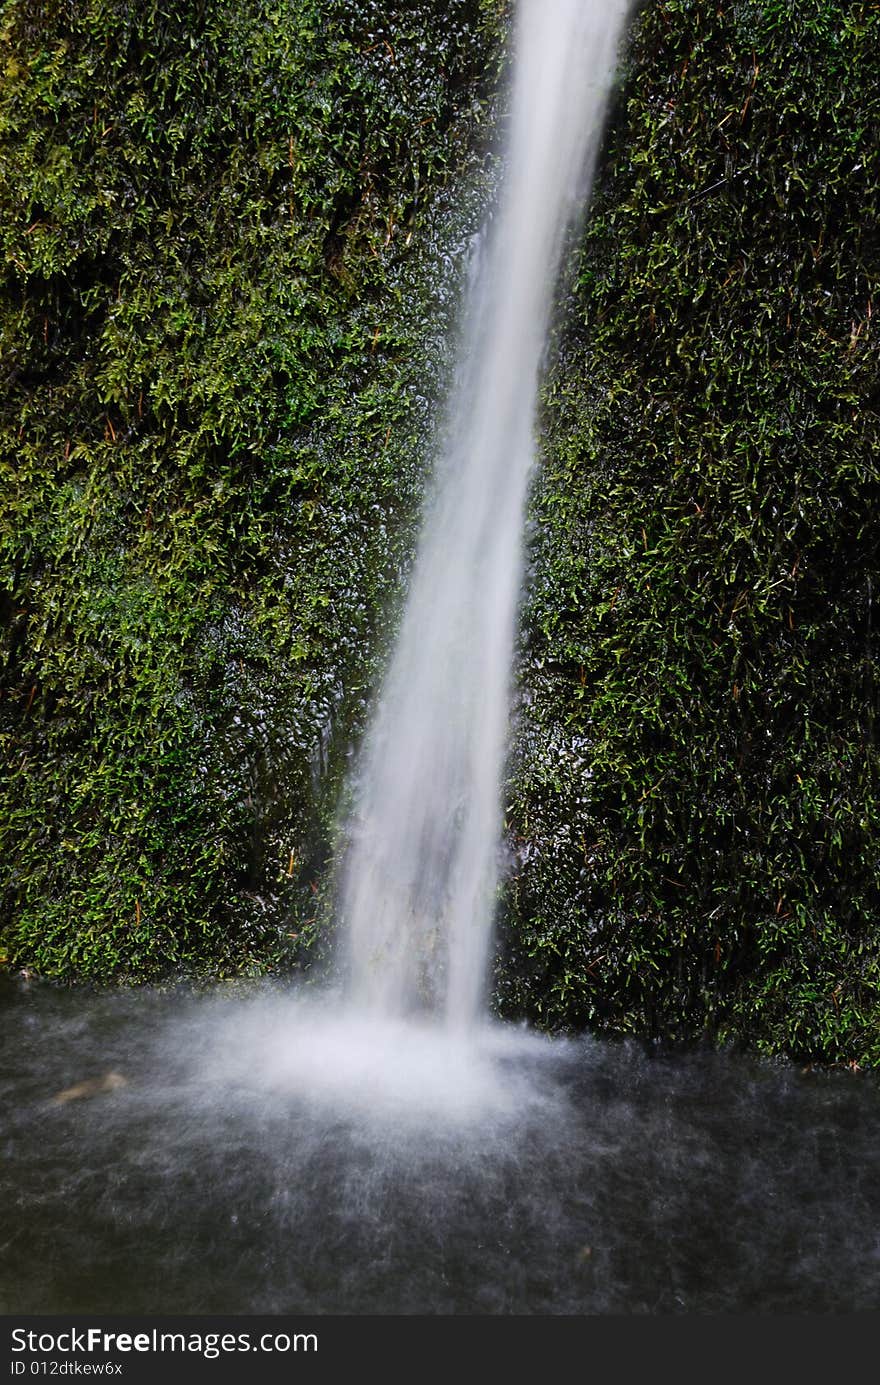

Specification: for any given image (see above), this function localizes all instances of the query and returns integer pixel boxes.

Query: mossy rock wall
[0,0,504,977]
[502,0,880,1065]
[1,0,878,1064]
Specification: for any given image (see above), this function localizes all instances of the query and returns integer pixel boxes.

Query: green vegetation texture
[1,0,878,1065]
[503,0,880,1066]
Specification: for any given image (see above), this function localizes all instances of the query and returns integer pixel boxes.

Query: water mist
[8,5,877,1321]
[339,0,630,1028]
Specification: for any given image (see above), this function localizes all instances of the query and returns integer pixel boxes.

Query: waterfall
[338,0,629,1029]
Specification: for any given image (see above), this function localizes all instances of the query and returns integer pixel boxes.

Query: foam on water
[193,989,569,1129]
[5,979,879,1314]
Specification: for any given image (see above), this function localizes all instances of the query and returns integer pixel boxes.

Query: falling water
[339,0,629,1028]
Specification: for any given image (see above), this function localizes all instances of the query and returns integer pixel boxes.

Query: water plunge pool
[3,977,878,1315]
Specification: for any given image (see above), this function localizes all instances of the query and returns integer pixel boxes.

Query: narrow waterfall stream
[340,0,630,1027]
[4,0,875,1327]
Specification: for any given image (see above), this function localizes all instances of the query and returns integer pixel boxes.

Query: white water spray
[339,0,629,1029]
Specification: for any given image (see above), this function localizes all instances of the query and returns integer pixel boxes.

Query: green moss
[500,0,880,1066]
[1,0,503,979]
[2,0,878,1066]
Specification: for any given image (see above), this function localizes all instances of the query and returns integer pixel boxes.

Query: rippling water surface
[3,978,878,1315]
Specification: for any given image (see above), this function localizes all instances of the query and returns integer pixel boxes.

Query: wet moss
[1,0,878,1065]
[1,0,504,979]
[500,0,880,1066]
